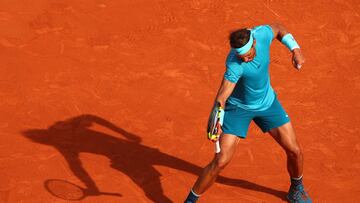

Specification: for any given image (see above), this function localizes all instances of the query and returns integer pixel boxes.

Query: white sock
[191,189,201,197]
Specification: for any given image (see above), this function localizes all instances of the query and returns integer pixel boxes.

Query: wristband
[281,33,300,51]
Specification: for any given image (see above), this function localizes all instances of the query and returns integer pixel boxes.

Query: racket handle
[215,140,221,153]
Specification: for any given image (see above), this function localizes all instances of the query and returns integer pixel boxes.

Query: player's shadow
[22,114,287,202]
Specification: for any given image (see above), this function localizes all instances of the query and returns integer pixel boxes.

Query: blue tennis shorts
[222,96,290,138]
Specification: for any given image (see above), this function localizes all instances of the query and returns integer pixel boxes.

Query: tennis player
[185,23,312,203]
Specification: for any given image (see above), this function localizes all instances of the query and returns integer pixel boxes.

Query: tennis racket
[207,106,222,153]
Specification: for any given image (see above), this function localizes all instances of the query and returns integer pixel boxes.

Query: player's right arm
[207,52,241,141]
[207,78,236,141]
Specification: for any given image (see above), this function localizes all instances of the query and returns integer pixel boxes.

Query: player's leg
[268,122,302,178]
[268,122,311,202]
[185,103,252,203]
[254,95,311,202]
[184,133,240,203]
[192,133,240,194]
[253,96,302,178]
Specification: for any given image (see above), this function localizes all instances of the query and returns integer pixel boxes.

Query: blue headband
[233,31,253,55]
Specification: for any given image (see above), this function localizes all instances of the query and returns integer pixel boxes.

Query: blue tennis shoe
[287,184,312,203]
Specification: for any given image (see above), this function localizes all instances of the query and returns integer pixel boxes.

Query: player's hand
[292,48,305,70]
[208,122,222,142]
[215,122,223,139]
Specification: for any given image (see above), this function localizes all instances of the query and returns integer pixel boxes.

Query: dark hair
[229,28,251,48]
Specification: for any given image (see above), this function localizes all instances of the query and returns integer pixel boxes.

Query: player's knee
[286,146,302,160]
[214,154,231,170]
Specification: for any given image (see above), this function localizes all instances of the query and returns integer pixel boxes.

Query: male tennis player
[185,23,312,203]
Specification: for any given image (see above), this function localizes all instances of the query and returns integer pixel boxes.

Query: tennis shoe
[287,184,312,203]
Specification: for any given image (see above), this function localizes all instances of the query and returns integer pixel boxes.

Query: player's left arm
[269,23,305,70]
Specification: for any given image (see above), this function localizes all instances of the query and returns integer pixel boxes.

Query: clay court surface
[1,0,360,202]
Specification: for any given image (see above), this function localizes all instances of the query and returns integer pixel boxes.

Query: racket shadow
[44,179,122,201]
[22,114,287,202]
